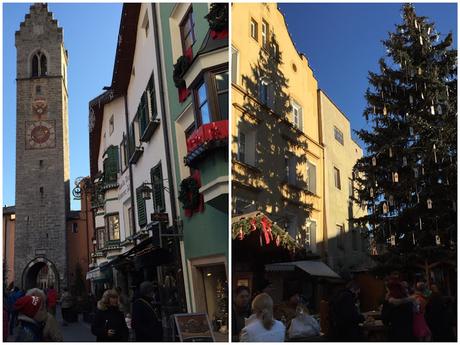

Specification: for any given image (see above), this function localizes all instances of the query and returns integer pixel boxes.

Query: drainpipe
[124,94,137,237]
[151,3,187,313]
[151,5,177,223]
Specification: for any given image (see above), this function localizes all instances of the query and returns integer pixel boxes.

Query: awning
[86,267,102,280]
[265,260,341,279]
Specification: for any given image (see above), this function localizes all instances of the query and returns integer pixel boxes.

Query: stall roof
[265,260,341,279]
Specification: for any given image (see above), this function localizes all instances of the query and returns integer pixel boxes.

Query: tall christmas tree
[353,4,457,277]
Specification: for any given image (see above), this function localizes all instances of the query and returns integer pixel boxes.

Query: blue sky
[2,3,457,210]
[3,3,122,210]
[278,2,457,147]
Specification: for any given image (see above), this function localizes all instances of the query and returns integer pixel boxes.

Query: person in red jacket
[46,286,57,316]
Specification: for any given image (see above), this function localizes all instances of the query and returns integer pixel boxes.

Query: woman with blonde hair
[240,293,285,342]
[91,289,128,342]
[26,288,63,341]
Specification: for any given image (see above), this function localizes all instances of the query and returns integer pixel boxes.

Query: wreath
[204,3,228,32]
[173,55,191,88]
[178,177,200,210]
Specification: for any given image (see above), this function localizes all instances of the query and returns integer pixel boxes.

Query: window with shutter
[128,122,136,158]
[103,145,119,184]
[148,75,157,121]
[138,92,149,136]
[151,163,165,212]
[136,186,147,227]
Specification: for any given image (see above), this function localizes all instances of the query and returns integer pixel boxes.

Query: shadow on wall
[232,33,313,236]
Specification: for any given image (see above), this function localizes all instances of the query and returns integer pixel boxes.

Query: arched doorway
[22,257,60,291]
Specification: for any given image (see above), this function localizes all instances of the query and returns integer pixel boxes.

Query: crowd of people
[232,286,321,342]
[3,281,164,342]
[232,273,457,342]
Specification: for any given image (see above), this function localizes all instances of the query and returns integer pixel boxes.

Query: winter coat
[14,314,44,342]
[132,296,163,341]
[3,308,9,341]
[43,312,64,341]
[232,304,251,341]
[425,293,455,341]
[328,289,364,341]
[240,315,285,342]
[91,306,129,342]
[381,300,414,341]
[47,289,57,308]
[60,292,74,309]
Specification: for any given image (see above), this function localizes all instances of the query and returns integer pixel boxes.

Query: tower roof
[15,3,63,45]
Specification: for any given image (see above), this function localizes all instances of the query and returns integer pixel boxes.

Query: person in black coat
[91,289,129,342]
[425,285,456,342]
[329,282,365,341]
[381,281,415,342]
[132,281,163,341]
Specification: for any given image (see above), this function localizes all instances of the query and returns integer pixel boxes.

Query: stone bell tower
[14,3,70,290]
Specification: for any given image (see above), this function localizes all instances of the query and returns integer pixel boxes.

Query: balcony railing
[184,120,228,166]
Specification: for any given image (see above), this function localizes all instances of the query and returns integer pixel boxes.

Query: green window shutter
[148,75,157,120]
[151,163,165,212]
[128,122,136,157]
[136,186,147,227]
[138,92,149,136]
[104,145,119,184]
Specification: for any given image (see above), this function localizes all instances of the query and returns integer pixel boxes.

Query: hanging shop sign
[151,212,169,223]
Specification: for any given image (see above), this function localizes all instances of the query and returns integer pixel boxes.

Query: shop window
[151,162,166,212]
[136,186,147,228]
[199,265,228,332]
[180,6,196,55]
[250,18,258,41]
[193,69,229,127]
[106,214,120,241]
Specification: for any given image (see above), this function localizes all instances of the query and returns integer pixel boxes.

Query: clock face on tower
[25,120,56,149]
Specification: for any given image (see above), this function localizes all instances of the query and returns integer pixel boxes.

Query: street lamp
[140,183,153,200]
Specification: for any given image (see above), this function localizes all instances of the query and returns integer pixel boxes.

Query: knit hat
[14,295,42,318]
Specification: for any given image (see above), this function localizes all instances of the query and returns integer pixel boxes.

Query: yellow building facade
[232,3,325,256]
[318,90,371,272]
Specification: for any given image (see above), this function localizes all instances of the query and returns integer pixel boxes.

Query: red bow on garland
[260,216,273,245]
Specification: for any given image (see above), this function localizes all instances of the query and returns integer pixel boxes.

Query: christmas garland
[204,3,228,32]
[232,214,298,251]
[173,55,191,89]
[178,177,200,210]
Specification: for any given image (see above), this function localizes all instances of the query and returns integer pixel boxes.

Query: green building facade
[158,3,229,337]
